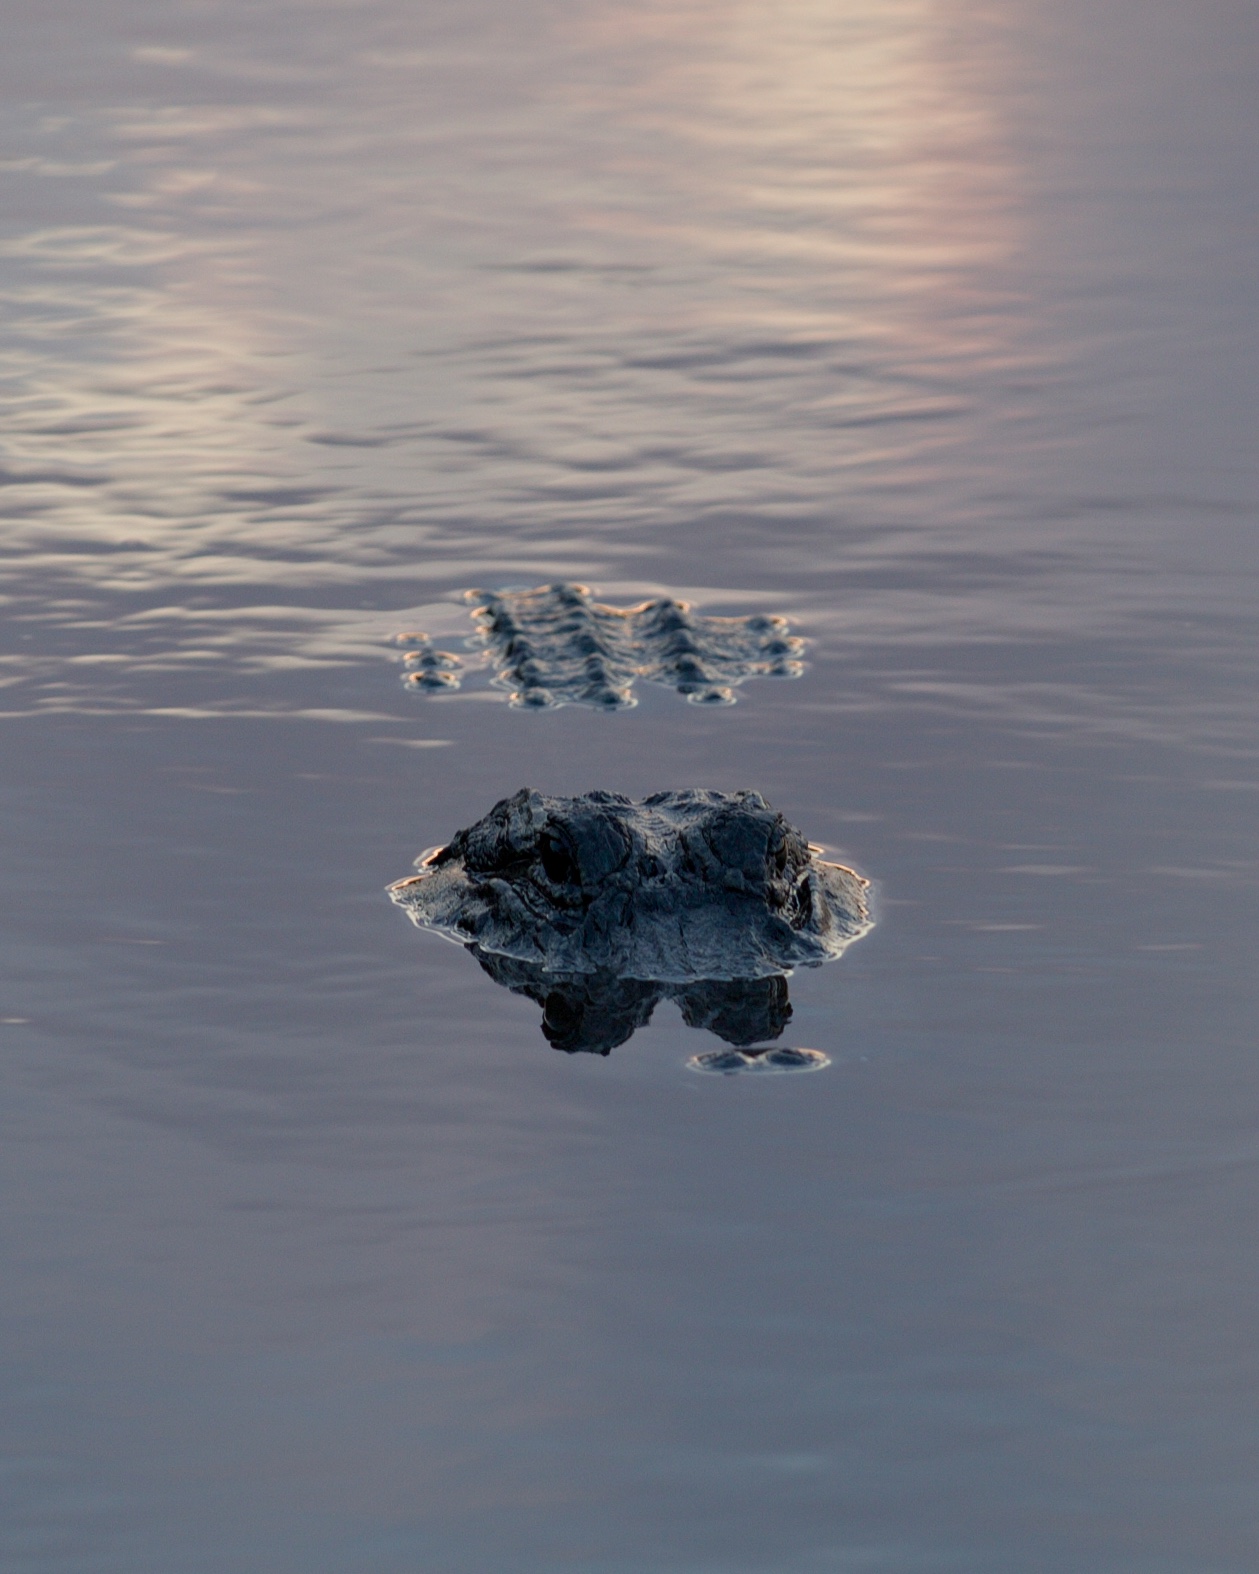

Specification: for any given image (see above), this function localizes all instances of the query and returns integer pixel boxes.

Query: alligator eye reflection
[475,949,795,1056]
[542,989,582,1041]
[539,831,579,886]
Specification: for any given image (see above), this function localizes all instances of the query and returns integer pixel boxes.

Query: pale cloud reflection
[0,0,1051,719]
[570,0,1020,281]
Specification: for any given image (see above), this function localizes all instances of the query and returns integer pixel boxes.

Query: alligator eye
[539,832,579,886]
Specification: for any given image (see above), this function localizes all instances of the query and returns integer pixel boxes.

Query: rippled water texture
[6,0,1251,725]
[2,1,1258,1570]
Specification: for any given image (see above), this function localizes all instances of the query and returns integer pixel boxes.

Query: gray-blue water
[2,2,1257,1569]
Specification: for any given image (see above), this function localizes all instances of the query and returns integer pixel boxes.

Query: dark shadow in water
[471,947,792,1056]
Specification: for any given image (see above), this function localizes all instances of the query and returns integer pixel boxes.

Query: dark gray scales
[398,582,805,708]
[389,789,871,1005]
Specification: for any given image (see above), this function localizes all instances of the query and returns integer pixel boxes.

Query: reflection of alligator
[399,582,806,708]
[472,949,793,1055]
[389,788,872,1052]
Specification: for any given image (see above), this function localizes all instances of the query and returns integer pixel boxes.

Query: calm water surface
[2,1,1258,1570]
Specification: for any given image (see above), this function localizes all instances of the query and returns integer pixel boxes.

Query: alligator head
[388,788,871,984]
[389,789,872,1052]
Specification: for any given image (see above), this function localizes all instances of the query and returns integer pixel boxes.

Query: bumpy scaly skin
[389,788,871,983]
[399,582,806,708]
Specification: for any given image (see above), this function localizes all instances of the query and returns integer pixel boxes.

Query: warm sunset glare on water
[2,1,1257,1570]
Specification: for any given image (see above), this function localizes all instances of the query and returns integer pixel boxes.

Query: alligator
[398,581,806,709]
[389,788,872,1052]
